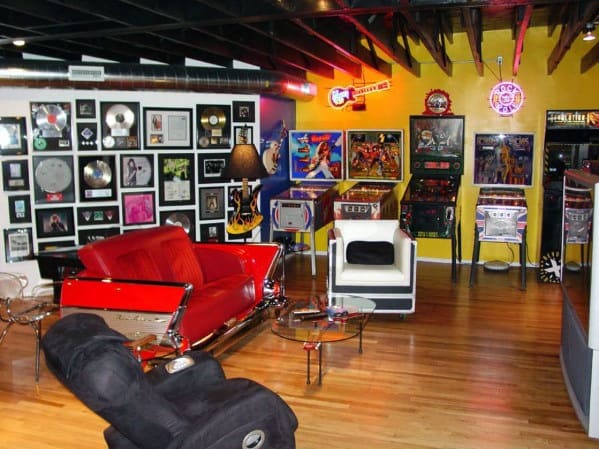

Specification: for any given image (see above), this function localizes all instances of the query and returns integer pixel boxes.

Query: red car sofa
[62,225,281,347]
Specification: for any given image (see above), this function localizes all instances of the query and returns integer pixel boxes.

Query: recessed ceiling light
[13,39,26,47]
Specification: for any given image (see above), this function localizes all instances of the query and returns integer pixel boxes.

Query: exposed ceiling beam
[512,4,533,76]
[461,7,483,76]
[581,41,599,73]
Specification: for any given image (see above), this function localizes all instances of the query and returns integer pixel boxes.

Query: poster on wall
[473,133,534,187]
[30,102,72,151]
[288,130,343,181]
[345,129,403,182]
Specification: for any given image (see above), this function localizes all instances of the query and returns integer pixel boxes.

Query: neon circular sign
[489,81,524,116]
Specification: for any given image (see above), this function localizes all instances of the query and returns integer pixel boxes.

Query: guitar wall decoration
[328,80,391,109]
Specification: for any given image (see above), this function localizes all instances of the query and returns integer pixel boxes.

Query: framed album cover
[196,104,231,149]
[197,153,230,184]
[32,155,75,203]
[234,125,253,145]
[160,209,195,238]
[121,154,154,188]
[78,227,120,245]
[345,129,403,182]
[288,130,343,181]
[77,122,98,150]
[100,101,140,150]
[79,155,117,202]
[4,227,33,262]
[122,191,156,226]
[199,187,225,220]
[77,205,120,226]
[157,154,195,206]
[200,222,225,243]
[143,107,193,149]
[76,99,96,119]
[35,207,75,238]
[0,117,27,155]
[232,101,255,123]
[2,159,29,191]
[473,132,535,187]
[8,195,31,224]
[30,102,72,151]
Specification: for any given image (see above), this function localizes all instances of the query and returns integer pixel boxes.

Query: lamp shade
[224,143,269,180]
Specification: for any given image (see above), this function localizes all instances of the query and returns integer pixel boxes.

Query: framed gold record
[78,155,117,202]
[30,102,72,151]
[32,155,75,203]
[196,104,231,149]
[100,101,140,150]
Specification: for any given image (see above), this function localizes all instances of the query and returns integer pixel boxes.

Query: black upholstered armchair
[42,313,297,449]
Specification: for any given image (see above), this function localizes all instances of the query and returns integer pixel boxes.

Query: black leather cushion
[346,241,394,265]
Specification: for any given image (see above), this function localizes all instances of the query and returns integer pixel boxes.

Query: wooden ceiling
[0,0,597,80]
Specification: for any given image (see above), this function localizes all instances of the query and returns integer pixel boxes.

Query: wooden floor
[2,256,599,449]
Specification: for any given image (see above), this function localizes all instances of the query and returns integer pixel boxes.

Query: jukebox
[401,115,465,281]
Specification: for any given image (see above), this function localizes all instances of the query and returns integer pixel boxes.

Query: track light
[582,23,596,41]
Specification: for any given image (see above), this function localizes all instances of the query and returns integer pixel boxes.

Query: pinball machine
[401,115,465,281]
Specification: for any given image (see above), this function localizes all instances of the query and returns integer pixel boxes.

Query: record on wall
[32,155,75,203]
[78,155,117,202]
[100,102,140,149]
[196,104,231,149]
[30,102,72,151]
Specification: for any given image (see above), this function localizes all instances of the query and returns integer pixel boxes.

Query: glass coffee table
[271,295,376,385]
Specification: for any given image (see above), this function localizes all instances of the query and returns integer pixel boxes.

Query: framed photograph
[160,209,195,238]
[121,154,154,188]
[196,104,231,149]
[158,154,195,206]
[8,195,31,223]
[32,155,75,203]
[200,222,225,243]
[473,133,535,187]
[232,101,255,123]
[197,153,230,183]
[199,187,225,220]
[409,115,465,175]
[79,155,117,202]
[143,107,193,149]
[346,130,403,182]
[30,102,72,151]
[35,207,75,238]
[100,101,140,150]
[77,205,120,226]
[288,130,343,181]
[2,159,29,191]
[78,227,120,245]
[76,122,98,150]
[4,227,33,262]
[76,99,96,119]
[234,125,253,145]
[122,191,156,226]
[0,117,27,155]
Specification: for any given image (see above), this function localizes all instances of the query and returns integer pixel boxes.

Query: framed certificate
[143,107,193,149]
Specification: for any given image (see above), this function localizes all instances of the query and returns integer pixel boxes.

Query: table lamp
[224,126,269,235]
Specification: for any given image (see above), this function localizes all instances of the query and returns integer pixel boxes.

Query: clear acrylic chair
[0,272,58,383]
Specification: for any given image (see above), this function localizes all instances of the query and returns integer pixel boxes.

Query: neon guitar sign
[328,80,391,109]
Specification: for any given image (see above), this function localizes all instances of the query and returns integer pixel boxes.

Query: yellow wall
[296,27,599,264]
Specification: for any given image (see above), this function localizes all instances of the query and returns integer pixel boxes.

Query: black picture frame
[196,104,231,149]
[76,122,99,150]
[199,187,225,220]
[200,222,225,243]
[30,101,72,151]
[32,155,75,203]
[8,195,31,223]
[121,154,154,188]
[35,207,75,238]
[160,209,196,238]
[157,154,195,206]
[38,240,77,252]
[143,107,193,149]
[0,117,27,155]
[100,101,140,150]
[234,125,253,145]
[2,159,29,191]
[197,152,230,184]
[4,227,33,262]
[78,227,121,245]
[76,99,96,119]
[77,205,120,226]
[122,191,156,226]
[232,101,255,123]
[79,155,117,202]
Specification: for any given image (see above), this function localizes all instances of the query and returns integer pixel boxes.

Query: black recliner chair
[42,313,298,449]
